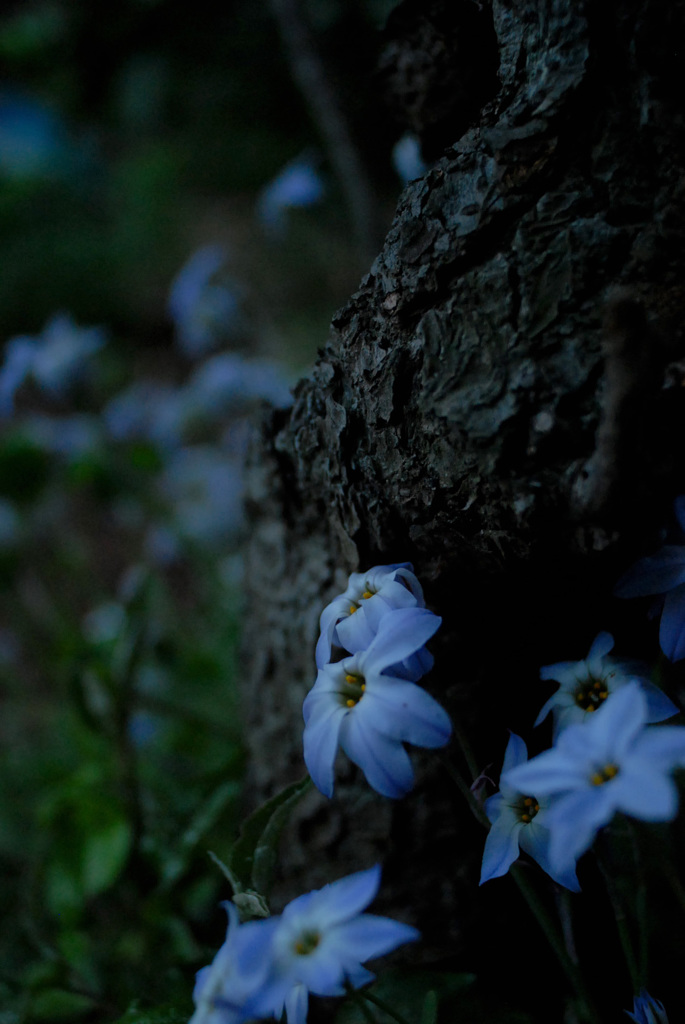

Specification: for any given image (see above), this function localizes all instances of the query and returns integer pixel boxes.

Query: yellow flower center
[516,795,540,824]
[294,930,321,956]
[590,763,619,786]
[574,675,610,711]
[342,672,366,707]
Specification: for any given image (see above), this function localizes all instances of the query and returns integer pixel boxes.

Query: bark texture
[241,0,685,975]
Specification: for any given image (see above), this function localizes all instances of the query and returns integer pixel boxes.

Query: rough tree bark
[241,0,685,1006]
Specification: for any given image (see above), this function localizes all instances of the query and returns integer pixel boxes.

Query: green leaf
[113,1005,188,1024]
[29,988,96,1020]
[82,816,133,895]
[420,990,438,1024]
[227,775,313,900]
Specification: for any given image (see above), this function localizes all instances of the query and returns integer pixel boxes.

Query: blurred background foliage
[0,0,419,1021]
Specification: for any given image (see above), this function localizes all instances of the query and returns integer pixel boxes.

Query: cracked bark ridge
[240,0,685,967]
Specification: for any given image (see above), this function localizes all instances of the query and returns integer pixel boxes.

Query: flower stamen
[574,675,611,711]
[515,794,540,824]
[590,762,619,786]
[294,930,321,956]
[340,672,366,708]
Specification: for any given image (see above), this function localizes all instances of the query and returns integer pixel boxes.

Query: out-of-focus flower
[615,498,685,661]
[188,352,292,418]
[535,632,677,738]
[480,733,580,891]
[168,245,244,358]
[104,380,192,450]
[0,314,105,416]
[0,88,73,181]
[247,865,419,1024]
[0,498,20,548]
[23,413,102,460]
[504,683,685,871]
[190,901,278,1024]
[316,563,426,671]
[626,990,669,1023]
[391,134,428,184]
[257,152,325,236]
[304,607,450,798]
[158,445,244,545]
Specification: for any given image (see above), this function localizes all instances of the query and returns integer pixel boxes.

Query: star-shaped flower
[626,990,669,1024]
[535,632,677,738]
[315,564,428,677]
[480,732,580,891]
[304,606,451,798]
[504,683,685,872]
[248,865,419,1024]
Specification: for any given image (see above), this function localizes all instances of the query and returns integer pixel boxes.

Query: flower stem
[595,834,640,993]
[345,983,378,1024]
[440,751,602,1024]
[361,988,415,1024]
[438,751,490,828]
[510,865,603,1024]
[449,718,480,782]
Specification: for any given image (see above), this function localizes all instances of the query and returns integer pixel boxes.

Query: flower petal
[288,865,381,928]
[615,547,685,598]
[519,821,580,892]
[340,713,415,798]
[659,582,685,661]
[479,816,522,883]
[364,678,452,748]
[587,631,615,660]
[329,915,419,963]
[613,766,679,821]
[362,608,441,674]
[303,702,346,798]
[285,984,309,1024]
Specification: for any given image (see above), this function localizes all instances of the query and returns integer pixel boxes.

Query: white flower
[480,733,580,891]
[535,632,677,738]
[316,563,426,672]
[304,607,450,798]
[248,866,419,1024]
[504,683,685,872]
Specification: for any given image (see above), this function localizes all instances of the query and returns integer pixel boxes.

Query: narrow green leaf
[228,776,313,899]
[420,990,438,1024]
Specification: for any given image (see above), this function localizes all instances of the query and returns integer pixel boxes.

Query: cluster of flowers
[192,564,449,1023]
[481,602,683,894]
[303,563,453,799]
[189,866,418,1024]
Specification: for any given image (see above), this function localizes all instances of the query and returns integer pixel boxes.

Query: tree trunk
[240,0,685,991]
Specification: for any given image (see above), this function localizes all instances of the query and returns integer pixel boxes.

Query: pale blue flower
[159,445,245,544]
[536,631,677,738]
[0,314,104,416]
[104,379,193,450]
[304,607,450,798]
[248,865,419,1024]
[316,563,427,673]
[188,353,292,416]
[480,733,580,891]
[391,134,428,184]
[626,990,669,1023]
[504,683,685,872]
[168,245,243,358]
[190,901,278,1024]
[615,497,685,661]
[257,153,325,236]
